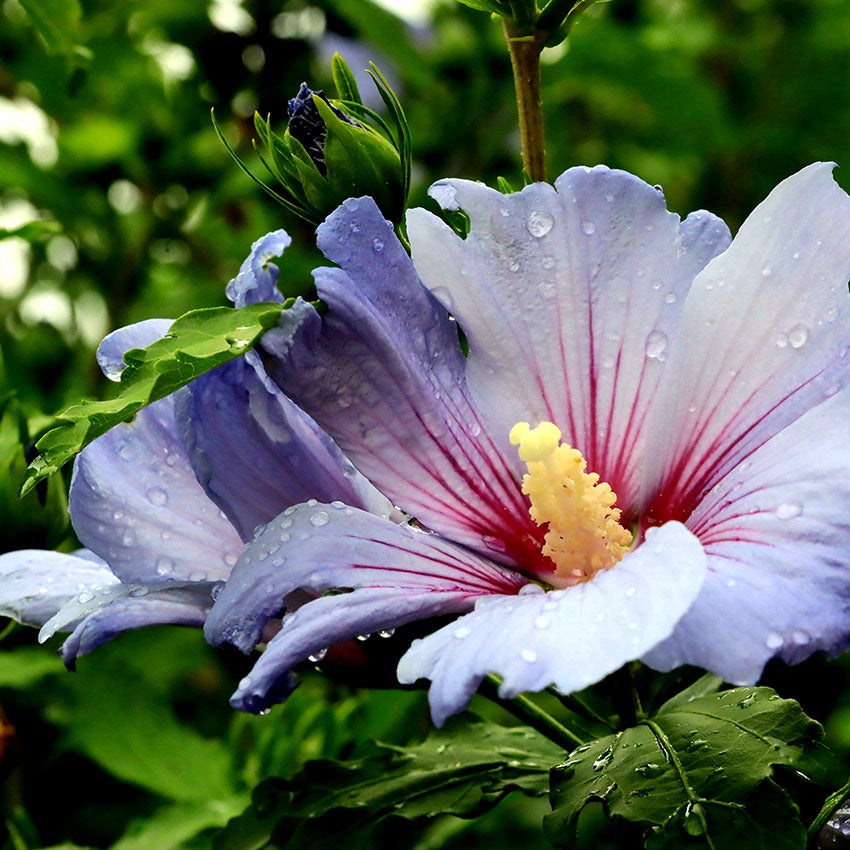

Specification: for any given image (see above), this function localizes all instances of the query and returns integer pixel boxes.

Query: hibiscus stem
[503,21,547,182]
[481,675,586,750]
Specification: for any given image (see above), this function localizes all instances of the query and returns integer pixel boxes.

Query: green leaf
[0,647,65,688]
[23,301,284,494]
[17,0,83,55]
[545,687,821,849]
[331,53,362,105]
[0,219,62,242]
[215,716,564,850]
[63,662,235,802]
[111,799,248,850]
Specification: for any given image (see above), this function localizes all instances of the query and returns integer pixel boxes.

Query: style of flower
[5,163,850,729]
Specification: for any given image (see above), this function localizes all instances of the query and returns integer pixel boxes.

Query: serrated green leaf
[545,687,820,849]
[215,716,564,850]
[23,302,284,494]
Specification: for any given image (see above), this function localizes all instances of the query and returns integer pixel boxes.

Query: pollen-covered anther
[509,421,633,585]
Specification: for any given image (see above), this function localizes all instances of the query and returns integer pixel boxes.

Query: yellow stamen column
[510,422,633,585]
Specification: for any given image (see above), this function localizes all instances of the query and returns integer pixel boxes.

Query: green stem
[503,20,546,182]
[808,777,850,841]
[481,675,586,751]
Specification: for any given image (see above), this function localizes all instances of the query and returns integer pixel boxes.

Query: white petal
[408,166,730,505]
[397,521,706,725]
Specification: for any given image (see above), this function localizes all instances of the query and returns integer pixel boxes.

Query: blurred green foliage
[4,0,850,847]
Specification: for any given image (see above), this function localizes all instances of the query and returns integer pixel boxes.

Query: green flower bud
[217,55,411,227]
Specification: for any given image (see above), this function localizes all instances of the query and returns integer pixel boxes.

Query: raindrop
[454,625,471,639]
[356,633,371,642]
[308,648,328,662]
[348,222,360,234]
[664,292,677,304]
[527,210,554,237]
[223,553,238,567]
[372,237,385,254]
[581,220,596,235]
[635,762,664,779]
[534,615,550,629]
[519,583,544,596]
[644,330,668,360]
[113,510,124,521]
[776,503,801,519]
[211,584,223,601]
[310,510,330,527]
[761,266,772,278]
[482,535,507,553]
[499,207,510,218]
[791,629,810,646]
[788,324,809,349]
[122,531,136,546]
[827,306,839,322]
[147,488,168,506]
[765,630,784,650]
[468,421,482,437]
[379,628,395,638]
[77,590,94,604]
[776,333,789,348]
[156,558,174,576]
[508,259,520,272]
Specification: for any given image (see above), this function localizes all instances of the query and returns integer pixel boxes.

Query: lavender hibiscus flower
[4,163,850,727]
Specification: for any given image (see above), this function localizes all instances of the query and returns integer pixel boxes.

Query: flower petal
[647,163,850,517]
[645,386,850,683]
[57,584,213,665]
[229,587,475,713]
[176,354,392,541]
[397,521,706,726]
[0,550,119,627]
[69,396,243,585]
[95,318,172,381]
[204,501,525,654]
[225,230,290,307]
[258,199,545,568]
[407,166,731,505]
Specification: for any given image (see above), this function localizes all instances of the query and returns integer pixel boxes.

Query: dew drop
[482,535,507,553]
[827,306,839,322]
[372,237,384,254]
[211,584,223,601]
[310,510,330,527]
[776,503,801,519]
[644,330,668,360]
[664,292,677,304]
[792,629,811,646]
[581,220,596,235]
[156,558,174,576]
[788,324,809,349]
[77,590,94,604]
[454,626,471,639]
[520,648,538,662]
[518,583,544,596]
[527,210,554,237]
[356,633,371,642]
[223,552,238,567]
[147,488,168,506]
[534,615,550,629]
[765,630,784,649]
[308,648,328,662]
[776,333,789,348]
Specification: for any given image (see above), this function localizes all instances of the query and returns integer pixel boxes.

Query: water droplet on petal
[308,648,328,662]
[791,630,810,646]
[788,324,808,349]
[664,292,677,304]
[156,557,174,576]
[534,615,550,629]
[765,631,784,650]
[77,590,94,603]
[310,510,330,527]
[379,628,395,638]
[518,583,544,595]
[482,535,507,553]
[581,220,596,235]
[776,503,801,519]
[645,330,668,360]
[527,210,554,238]
[147,488,168,506]
[827,306,839,322]
[454,625,471,639]
[520,648,538,662]
[372,237,384,254]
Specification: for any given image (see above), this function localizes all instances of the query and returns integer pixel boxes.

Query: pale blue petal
[205,501,525,654]
[645,163,850,516]
[176,354,391,542]
[258,197,546,570]
[397,522,706,726]
[0,550,119,627]
[644,386,850,683]
[58,584,214,664]
[407,166,731,507]
[230,587,475,713]
[95,318,172,381]
[225,230,290,307]
[69,396,243,585]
